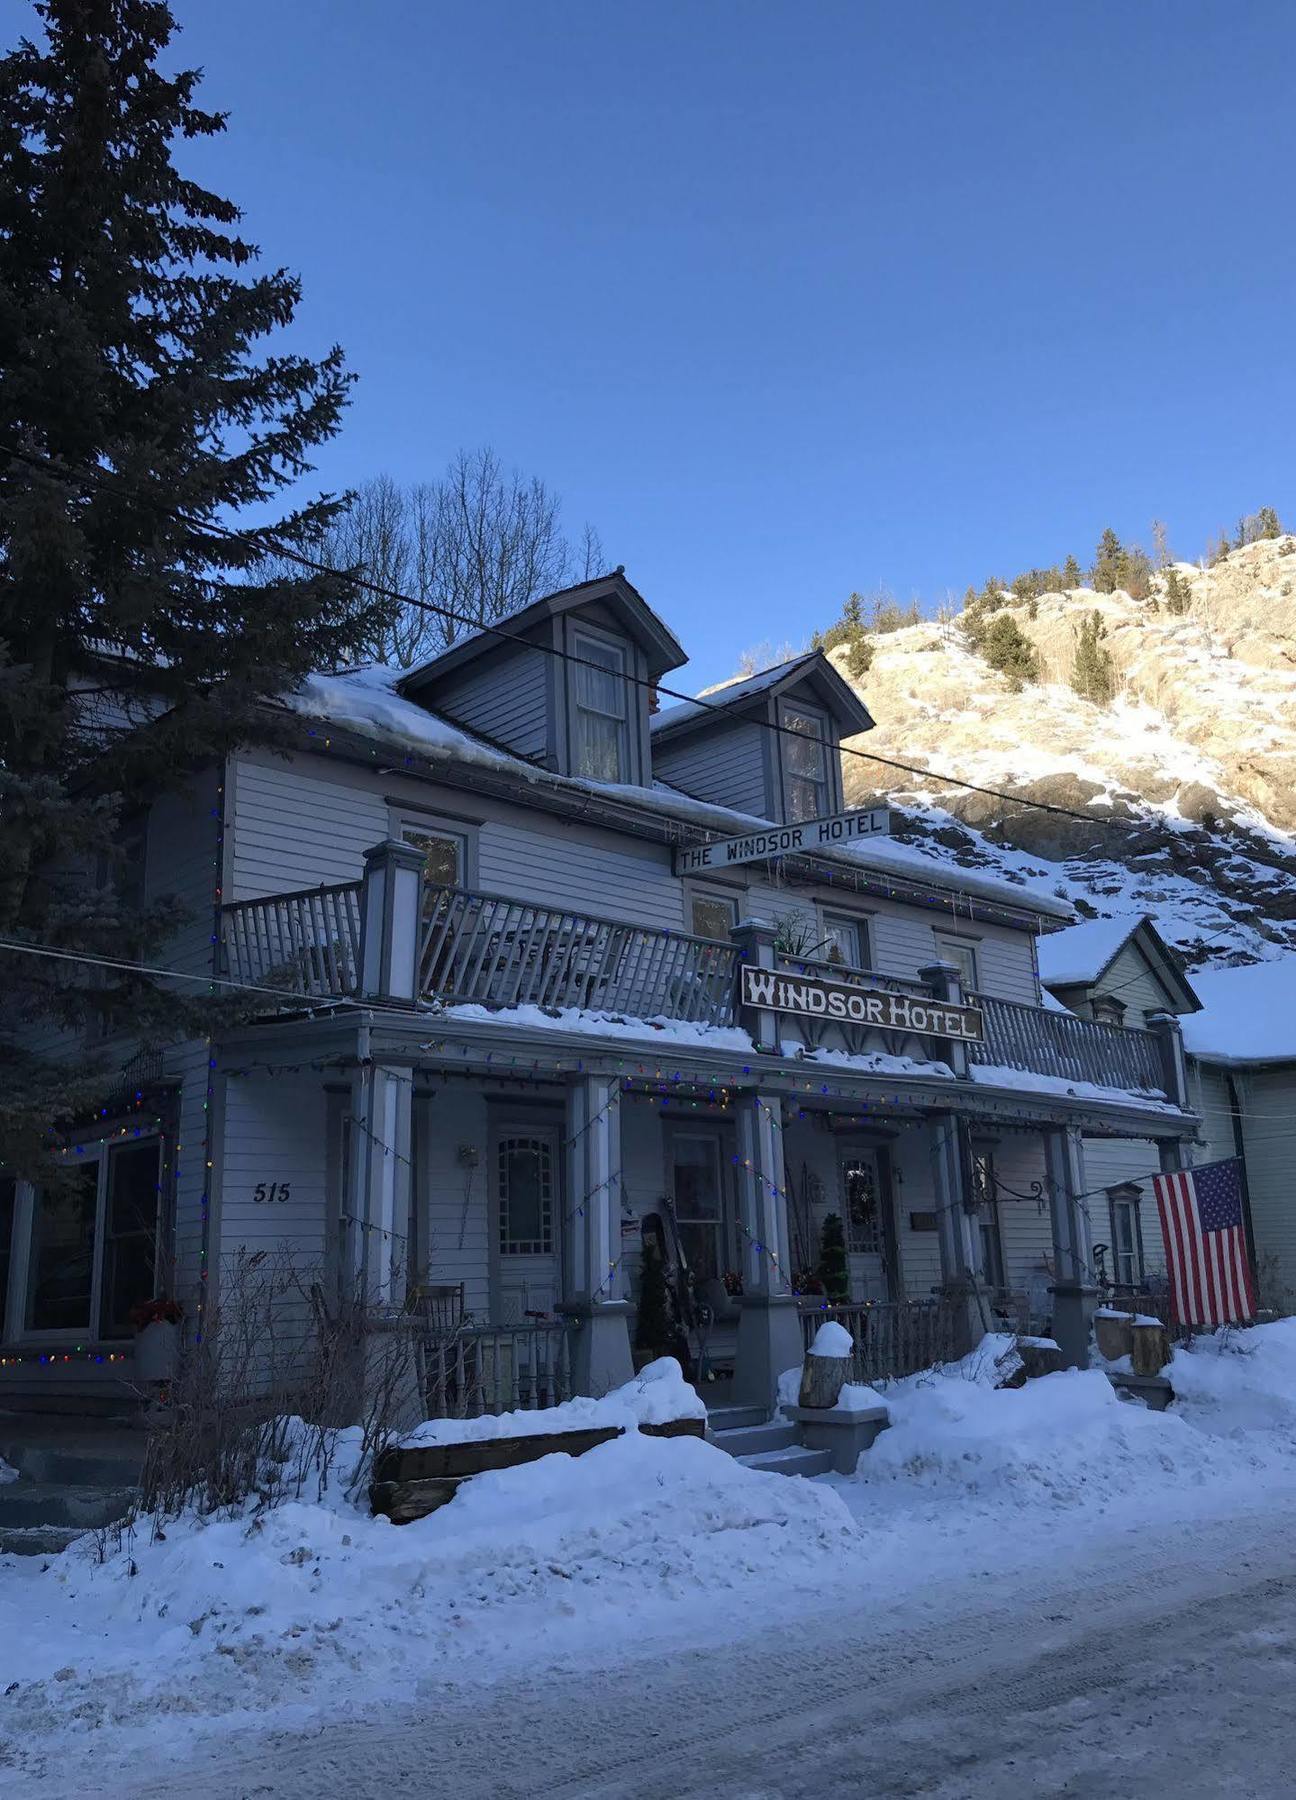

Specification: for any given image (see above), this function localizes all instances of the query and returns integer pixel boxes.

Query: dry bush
[139,1248,420,1532]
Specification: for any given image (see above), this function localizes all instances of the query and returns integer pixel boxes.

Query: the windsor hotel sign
[741,965,984,1043]
[672,807,890,876]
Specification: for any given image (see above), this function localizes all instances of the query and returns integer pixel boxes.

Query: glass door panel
[671,1132,726,1283]
[99,1140,163,1339]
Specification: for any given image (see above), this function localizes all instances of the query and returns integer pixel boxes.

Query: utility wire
[0,438,1242,846]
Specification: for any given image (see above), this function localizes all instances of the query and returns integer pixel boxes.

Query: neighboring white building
[2,573,1198,1414]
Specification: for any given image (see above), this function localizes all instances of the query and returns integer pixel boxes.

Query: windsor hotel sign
[741,965,984,1043]
[673,807,890,877]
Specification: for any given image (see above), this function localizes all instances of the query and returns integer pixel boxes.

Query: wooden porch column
[348,1061,415,1307]
[1044,1123,1096,1369]
[564,1074,633,1398]
[928,1110,985,1355]
[733,1091,803,1412]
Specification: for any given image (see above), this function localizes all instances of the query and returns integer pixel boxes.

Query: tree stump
[799,1352,853,1409]
[1015,1337,1067,1380]
[1130,1321,1171,1377]
[1093,1311,1135,1362]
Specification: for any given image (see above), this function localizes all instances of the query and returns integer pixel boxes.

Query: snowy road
[27,1497,1296,1800]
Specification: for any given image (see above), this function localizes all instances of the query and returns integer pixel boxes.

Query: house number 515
[253,1182,291,1203]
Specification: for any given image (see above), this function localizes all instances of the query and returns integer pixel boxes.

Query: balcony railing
[418,884,738,1026]
[799,1298,969,1382]
[218,875,1172,1101]
[221,880,363,1000]
[970,993,1165,1095]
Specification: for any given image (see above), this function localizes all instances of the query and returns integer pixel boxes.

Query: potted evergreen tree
[816,1212,851,1305]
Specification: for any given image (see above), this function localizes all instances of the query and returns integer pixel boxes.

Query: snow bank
[399,1357,706,1446]
[0,1420,857,1754]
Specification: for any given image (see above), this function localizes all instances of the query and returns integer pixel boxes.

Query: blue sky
[168,0,1295,689]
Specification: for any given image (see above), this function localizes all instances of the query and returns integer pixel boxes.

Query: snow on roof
[651,652,820,733]
[1036,915,1143,987]
[1181,959,1296,1065]
[287,664,1072,922]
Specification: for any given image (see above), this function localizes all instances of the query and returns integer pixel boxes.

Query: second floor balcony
[219,857,1181,1106]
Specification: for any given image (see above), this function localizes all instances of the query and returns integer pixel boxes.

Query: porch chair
[405,1282,466,1333]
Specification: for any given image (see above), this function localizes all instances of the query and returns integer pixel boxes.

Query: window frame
[686,886,741,944]
[778,699,832,824]
[819,910,871,972]
[841,1151,883,1256]
[390,808,476,899]
[1108,1190,1146,1288]
[570,626,632,783]
[934,934,980,992]
[971,1149,1006,1290]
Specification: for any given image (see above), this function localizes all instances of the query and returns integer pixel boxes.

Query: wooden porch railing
[220,880,363,999]
[799,1297,968,1383]
[970,993,1166,1095]
[217,877,1173,1102]
[418,883,739,1025]
[417,1320,576,1418]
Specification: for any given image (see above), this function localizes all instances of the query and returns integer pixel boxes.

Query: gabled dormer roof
[1037,914,1201,1015]
[396,569,687,699]
[650,649,875,743]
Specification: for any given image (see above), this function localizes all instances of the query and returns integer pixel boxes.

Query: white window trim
[389,809,477,893]
[685,884,743,942]
[778,699,832,823]
[496,1127,558,1259]
[819,909,872,972]
[934,934,980,990]
[570,624,632,783]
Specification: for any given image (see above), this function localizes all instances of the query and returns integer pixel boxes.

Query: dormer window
[1092,994,1127,1028]
[781,702,830,822]
[572,630,630,782]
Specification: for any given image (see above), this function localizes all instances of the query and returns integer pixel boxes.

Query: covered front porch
[214,999,1197,1419]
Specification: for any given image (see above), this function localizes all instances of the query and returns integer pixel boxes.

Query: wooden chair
[405,1282,466,1333]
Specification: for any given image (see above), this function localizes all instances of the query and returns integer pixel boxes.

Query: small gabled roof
[397,570,687,697]
[1037,914,1201,1014]
[651,649,874,742]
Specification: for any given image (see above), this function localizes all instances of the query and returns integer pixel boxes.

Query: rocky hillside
[827,537,1296,969]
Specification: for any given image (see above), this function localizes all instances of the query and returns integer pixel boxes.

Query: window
[98,1140,163,1339]
[670,1132,727,1283]
[690,891,739,943]
[25,1136,165,1338]
[1108,1191,1145,1287]
[27,1165,100,1332]
[781,705,830,823]
[935,936,979,991]
[400,824,465,896]
[842,1155,882,1255]
[498,1135,554,1256]
[821,913,869,970]
[1091,995,1128,1027]
[572,632,630,781]
[971,1151,1005,1290]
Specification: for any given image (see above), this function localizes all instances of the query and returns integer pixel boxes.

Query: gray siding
[1228,1067,1296,1301]
[431,644,550,763]
[653,719,770,817]
[1093,942,1176,1024]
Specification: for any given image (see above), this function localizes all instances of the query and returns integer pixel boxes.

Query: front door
[491,1123,562,1322]
[840,1148,892,1302]
[668,1128,732,1291]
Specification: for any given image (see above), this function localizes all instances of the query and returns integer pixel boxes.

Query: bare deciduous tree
[291,448,606,667]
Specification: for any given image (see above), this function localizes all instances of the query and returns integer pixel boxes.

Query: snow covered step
[704,1404,769,1434]
[708,1420,799,1459]
[0,1523,90,1558]
[0,1482,137,1532]
[736,1446,835,1479]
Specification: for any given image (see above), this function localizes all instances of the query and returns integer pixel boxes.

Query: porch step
[705,1404,770,1434]
[707,1420,799,1459]
[737,1446,835,1479]
[0,1523,92,1559]
[0,1481,138,1533]
[0,1442,145,1489]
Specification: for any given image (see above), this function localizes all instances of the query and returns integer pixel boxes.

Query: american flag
[1153,1158,1257,1327]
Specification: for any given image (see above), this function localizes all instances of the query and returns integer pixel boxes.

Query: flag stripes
[1153,1160,1256,1328]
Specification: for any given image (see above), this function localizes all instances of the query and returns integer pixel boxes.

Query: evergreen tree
[841,592,864,633]
[816,1212,850,1303]
[0,1,396,1171]
[1090,528,1125,593]
[1062,554,1083,589]
[844,634,873,679]
[1070,611,1116,704]
[979,613,1040,690]
[1256,506,1283,540]
[1163,567,1191,615]
[634,1235,688,1364]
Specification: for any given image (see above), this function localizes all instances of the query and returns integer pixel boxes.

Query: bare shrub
[139,1249,420,1532]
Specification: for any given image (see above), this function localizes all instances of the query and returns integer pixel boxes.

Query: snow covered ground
[6,1327,1296,1796]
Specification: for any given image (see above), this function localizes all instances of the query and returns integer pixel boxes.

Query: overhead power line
[0,439,1235,845]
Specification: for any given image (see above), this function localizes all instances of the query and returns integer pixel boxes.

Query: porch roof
[216,1005,1198,1141]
